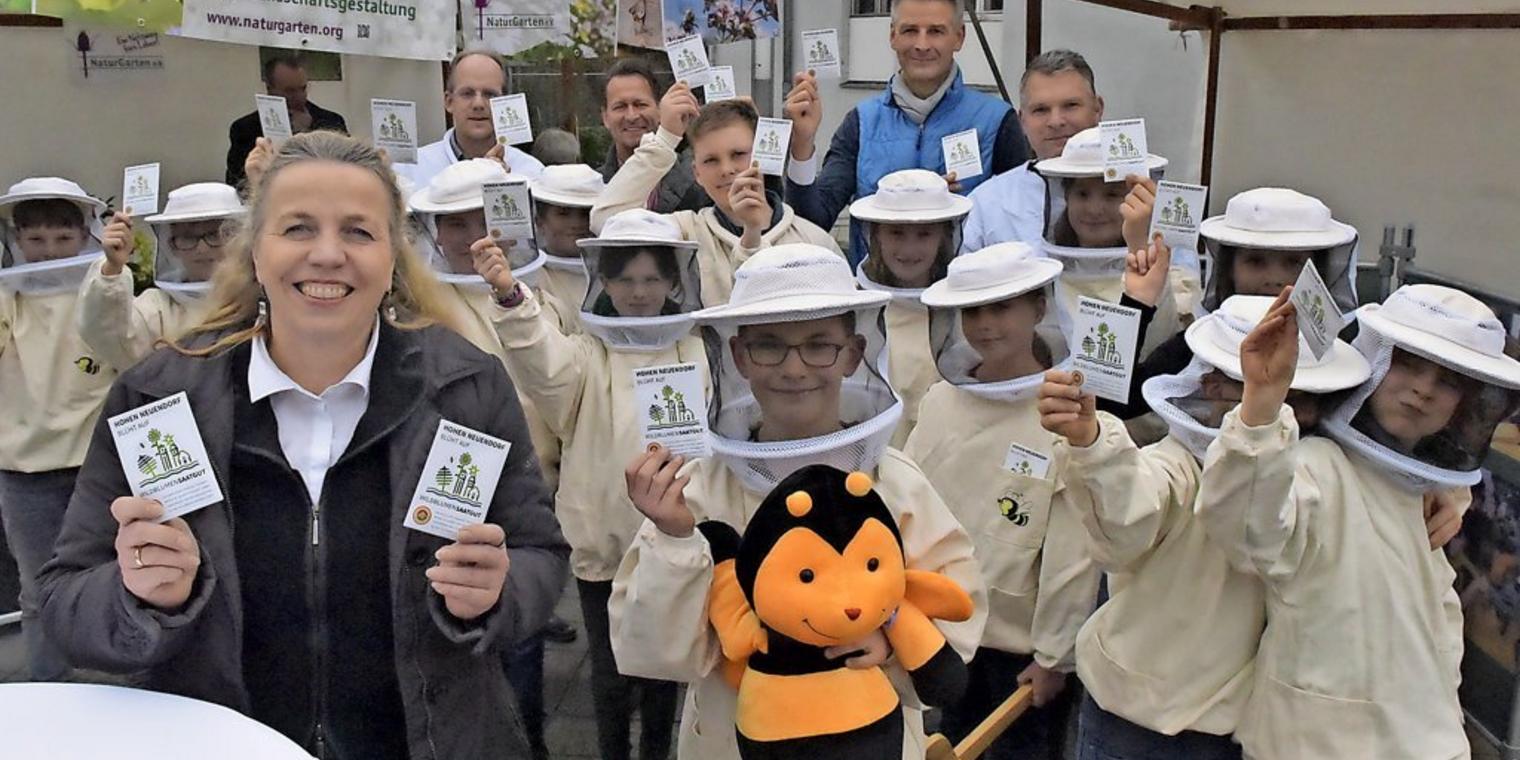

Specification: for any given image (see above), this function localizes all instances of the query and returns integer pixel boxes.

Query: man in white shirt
[396,47,545,188]
[960,50,1103,252]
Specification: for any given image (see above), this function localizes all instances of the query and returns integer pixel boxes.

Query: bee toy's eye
[867,558,880,572]
[799,569,815,583]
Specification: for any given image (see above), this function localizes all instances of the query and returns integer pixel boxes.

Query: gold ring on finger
[134,546,144,570]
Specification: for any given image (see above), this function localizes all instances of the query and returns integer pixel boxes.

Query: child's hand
[658,81,702,137]
[1038,369,1099,447]
[101,211,134,276]
[826,627,892,670]
[426,523,509,621]
[625,444,693,538]
[486,142,512,173]
[1123,233,1172,307]
[942,171,963,194]
[1017,661,1067,707]
[729,162,771,244]
[783,70,822,159]
[112,496,200,610]
[244,137,275,191]
[471,236,518,296]
[1239,287,1299,427]
[1120,175,1158,254]
[1425,489,1467,550]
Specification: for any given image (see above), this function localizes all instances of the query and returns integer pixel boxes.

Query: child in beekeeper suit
[1192,283,1518,759]
[80,183,245,370]
[591,93,841,307]
[529,163,605,334]
[1035,126,1196,360]
[1037,242,1376,759]
[610,244,986,759]
[851,168,973,448]
[472,207,707,760]
[1102,187,1361,421]
[0,176,117,680]
[905,241,1100,759]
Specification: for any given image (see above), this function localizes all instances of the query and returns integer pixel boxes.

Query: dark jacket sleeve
[226,113,258,188]
[1095,295,1195,419]
[311,103,348,134]
[991,109,1031,175]
[428,359,570,654]
[785,108,862,233]
[37,381,221,672]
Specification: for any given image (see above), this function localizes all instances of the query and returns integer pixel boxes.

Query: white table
[0,683,313,759]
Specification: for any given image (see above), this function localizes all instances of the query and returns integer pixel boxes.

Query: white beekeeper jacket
[589,126,842,306]
[487,285,707,582]
[76,259,207,371]
[607,449,987,760]
[1195,407,1468,760]
[0,288,115,472]
[1069,413,1263,737]
[904,383,1097,669]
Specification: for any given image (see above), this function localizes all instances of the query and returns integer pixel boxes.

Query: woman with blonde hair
[38,132,570,759]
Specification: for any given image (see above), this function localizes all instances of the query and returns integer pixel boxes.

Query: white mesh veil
[1324,286,1520,490]
[0,194,106,296]
[694,245,902,493]
[577,242,701,352]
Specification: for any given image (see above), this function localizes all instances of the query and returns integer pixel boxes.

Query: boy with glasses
[610,244,985,759]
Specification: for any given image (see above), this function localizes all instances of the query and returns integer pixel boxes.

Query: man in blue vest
[783,0,1029,265]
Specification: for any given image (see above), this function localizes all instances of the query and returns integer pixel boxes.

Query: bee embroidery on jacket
[997,494,1029,526]
[74,356,101,375]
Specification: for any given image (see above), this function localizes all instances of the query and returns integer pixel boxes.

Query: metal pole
[1026,0,1043,66]
[966,6,1010,103]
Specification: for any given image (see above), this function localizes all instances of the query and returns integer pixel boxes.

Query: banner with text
[178,0,455,62]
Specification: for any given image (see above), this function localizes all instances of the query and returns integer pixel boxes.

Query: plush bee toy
[697,465,974,759]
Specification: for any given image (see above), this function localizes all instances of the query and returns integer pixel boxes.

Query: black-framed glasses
[741,339,847,368]
[169,230,228,251]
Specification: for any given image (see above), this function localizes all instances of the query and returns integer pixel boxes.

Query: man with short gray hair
[960,48,1105,251]
[395,47,545,187]
[783,0,1029,265]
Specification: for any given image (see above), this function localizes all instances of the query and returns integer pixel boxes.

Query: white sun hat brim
[1185,307,1371,393]
[530,186,599,209]
[692,289,891,327]
[1198,215,1357,251]
[1358,301,1520,389]
[848,193,972,224]
[576,235,698,250]
[1035,153,1168,179]
[144,207,246,225]
[921,257,1061,309]
[0,189,106,221]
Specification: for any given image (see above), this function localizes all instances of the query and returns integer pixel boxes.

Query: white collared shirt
[247,322,381,505]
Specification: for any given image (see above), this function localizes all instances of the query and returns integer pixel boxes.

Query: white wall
[0,26,446,203]
[1000,0,1208,181]
[1210,27,1520,294]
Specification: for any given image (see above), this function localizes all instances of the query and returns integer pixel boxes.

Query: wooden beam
[1065,0,1216,28]
[1026,0,1042,66]
[1224,13,1520,31]
[1200,6,1225,188]
[0,14,63,27]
